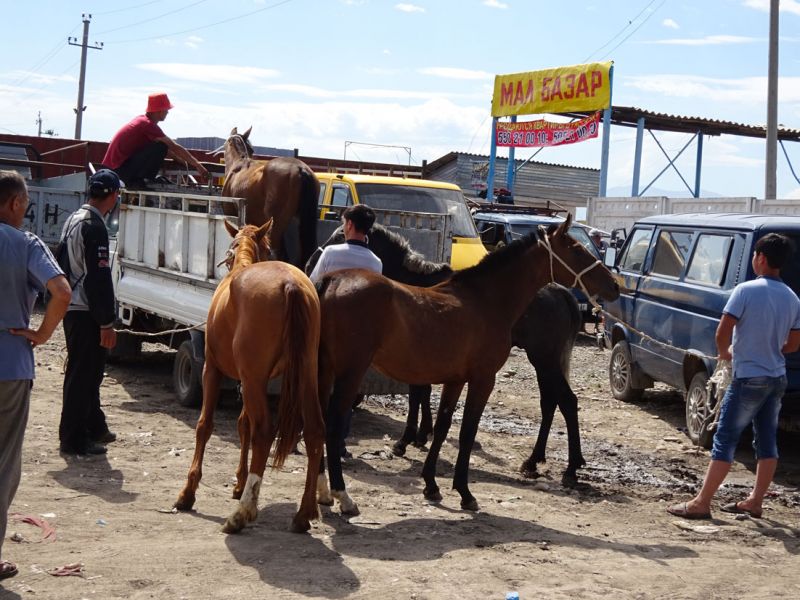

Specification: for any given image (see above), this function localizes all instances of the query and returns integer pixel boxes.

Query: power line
[11,24,80,88]
[94,0,161,16]
[583,0,663,62]
[599,0,667,60]
[96,0,210,35]
[109,0,297,44]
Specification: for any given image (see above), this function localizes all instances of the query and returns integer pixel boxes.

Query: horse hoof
[472,440,482,451]
[561,472,579,487]
[423,487,442,503]
[231,488,243,500]
[290,517,311,533]
[391,441,407,457]
[173,494,195,511]
[519,466,540,479]
[461,497,480,512]
[222,517,245,534]
[317,496,334,507]
[341,505,360,517]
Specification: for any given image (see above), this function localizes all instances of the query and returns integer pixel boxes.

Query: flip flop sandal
[666,502,712,520]
[720,501,762,519]
[0,561,18,580]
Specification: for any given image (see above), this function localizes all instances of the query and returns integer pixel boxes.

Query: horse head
[222,218,274,271]
[214,126,255,171]
[540,213,619,303]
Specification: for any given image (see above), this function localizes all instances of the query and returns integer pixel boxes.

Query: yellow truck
[315,173,486,270]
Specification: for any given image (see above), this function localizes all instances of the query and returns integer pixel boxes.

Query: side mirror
[603,246,617,268]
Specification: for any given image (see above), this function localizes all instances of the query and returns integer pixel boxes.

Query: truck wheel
[609,341,644,402]
[173,341,202,407]
[685,371,715,449]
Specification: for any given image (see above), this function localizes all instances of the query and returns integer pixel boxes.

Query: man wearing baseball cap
[57,169,122,455]
[101,92,208,189]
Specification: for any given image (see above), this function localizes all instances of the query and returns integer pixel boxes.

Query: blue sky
[1,0,799,198]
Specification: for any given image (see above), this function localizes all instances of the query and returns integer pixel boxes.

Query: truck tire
[609,340,644,402]
[685,371,715,449]
[173,340,202,407]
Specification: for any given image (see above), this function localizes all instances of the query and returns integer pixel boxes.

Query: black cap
[88,169,122,195]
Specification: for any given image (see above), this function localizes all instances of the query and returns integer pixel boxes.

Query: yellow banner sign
[491,62,612,117]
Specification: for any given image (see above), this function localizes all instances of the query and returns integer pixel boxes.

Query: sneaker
[60,442,107,456]
[94,431,117,444]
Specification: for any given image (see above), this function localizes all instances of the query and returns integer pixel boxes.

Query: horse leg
[558,380,585,483]
[325,374,362,516]
[174,362,222,511]
[232,406,250,499]
[415,384,433,447]
[421,382,464,503]
[392,384,424,456]
[223,378,276,533]
[316,362,334,507]
[520,368,558,479]
[452,377,494,511]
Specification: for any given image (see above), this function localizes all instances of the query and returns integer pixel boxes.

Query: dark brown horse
[308,224,587,482]
[314,214,620,514]
[173,220,325,534]
[219,126,319,267]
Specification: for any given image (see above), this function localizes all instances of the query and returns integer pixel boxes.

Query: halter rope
[539,232,605,312]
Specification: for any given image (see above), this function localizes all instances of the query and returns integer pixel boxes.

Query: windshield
[355,183,478,237]
[780,233,800,298]
[506,222,599,257]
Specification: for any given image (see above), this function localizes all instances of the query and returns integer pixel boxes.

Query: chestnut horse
[309,224,588,482]
[314,214,619,514]
[219,126,319,267]
[173,220,325,534]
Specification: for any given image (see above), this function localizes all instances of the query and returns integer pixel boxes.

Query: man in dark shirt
[58,170,121,455]
[102,92,208,189]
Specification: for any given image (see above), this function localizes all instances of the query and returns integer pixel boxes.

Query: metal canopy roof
[562,105,800,141]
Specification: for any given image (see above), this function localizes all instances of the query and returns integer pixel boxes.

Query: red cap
[146,92,173,113]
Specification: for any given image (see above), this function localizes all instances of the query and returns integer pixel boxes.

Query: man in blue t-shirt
[668,233,800,520]
[0,171,72,581]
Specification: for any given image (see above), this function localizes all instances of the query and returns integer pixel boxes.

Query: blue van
[602,213,800,447]
[471,209,604,326]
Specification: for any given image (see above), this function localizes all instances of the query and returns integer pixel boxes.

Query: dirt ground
[2,317,800,600]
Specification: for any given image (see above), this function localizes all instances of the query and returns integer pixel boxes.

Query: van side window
[619,228,653,272]
[318,182,327,206]
[651,230,694,278]
[686,234,733,286]
[331,185,353,207]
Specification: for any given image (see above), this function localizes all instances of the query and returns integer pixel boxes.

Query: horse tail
[297,168,320,268]
[273,282,320,468]
[555,284,581,380]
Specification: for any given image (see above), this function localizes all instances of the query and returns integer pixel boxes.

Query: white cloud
[261,82,478,101]
[483,0,509,8]
[624,74,800,104]
[185,35,203,50]
[136,63,280,84]
[787,186,800,199]
[418,67,493,80]
[395,3,425,13]
[646,35,759,46]
[662,18,679,29]
[1,71,74,86]
[743,0,800,16]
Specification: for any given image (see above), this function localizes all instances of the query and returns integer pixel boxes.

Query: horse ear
[555,213,572,237]
[242,126,252,140]
[223,219,239,238]
[230,127,238,136]
[256,218,273,241]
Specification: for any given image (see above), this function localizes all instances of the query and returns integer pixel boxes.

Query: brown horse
[219,126,319,267]
[173,220,325,534]
[315,214,620,514]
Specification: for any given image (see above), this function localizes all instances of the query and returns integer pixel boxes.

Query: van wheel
[686,371,715,449]
[173,341,202,407]
[609,341,644,402]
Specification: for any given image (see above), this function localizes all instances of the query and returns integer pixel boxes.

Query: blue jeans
[711,375,786,463]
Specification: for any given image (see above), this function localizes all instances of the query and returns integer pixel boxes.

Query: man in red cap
[102,92,209,189]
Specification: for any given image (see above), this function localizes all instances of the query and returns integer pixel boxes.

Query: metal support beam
[640,131,697,196]
[765,0,779,199]
[631,117,645,196]
[694,131,704,197]
[487,117,498,202]
[599,65,614,197]
[505,116,517,193]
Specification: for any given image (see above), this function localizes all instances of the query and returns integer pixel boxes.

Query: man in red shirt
[102,92,209,189]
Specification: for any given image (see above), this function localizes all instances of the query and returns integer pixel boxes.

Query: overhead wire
[96,0,210,35]
[108,0,296,44]
[582,0,664,62]
[599,0,667,60]
[94,0,161,16]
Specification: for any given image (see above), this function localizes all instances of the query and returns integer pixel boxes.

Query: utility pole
[36,111,42,137]
[68,14,103,140]
[765,0,779,199]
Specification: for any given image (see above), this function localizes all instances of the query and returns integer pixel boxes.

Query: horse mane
[369,224,451,277]
[450,232,539,283]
